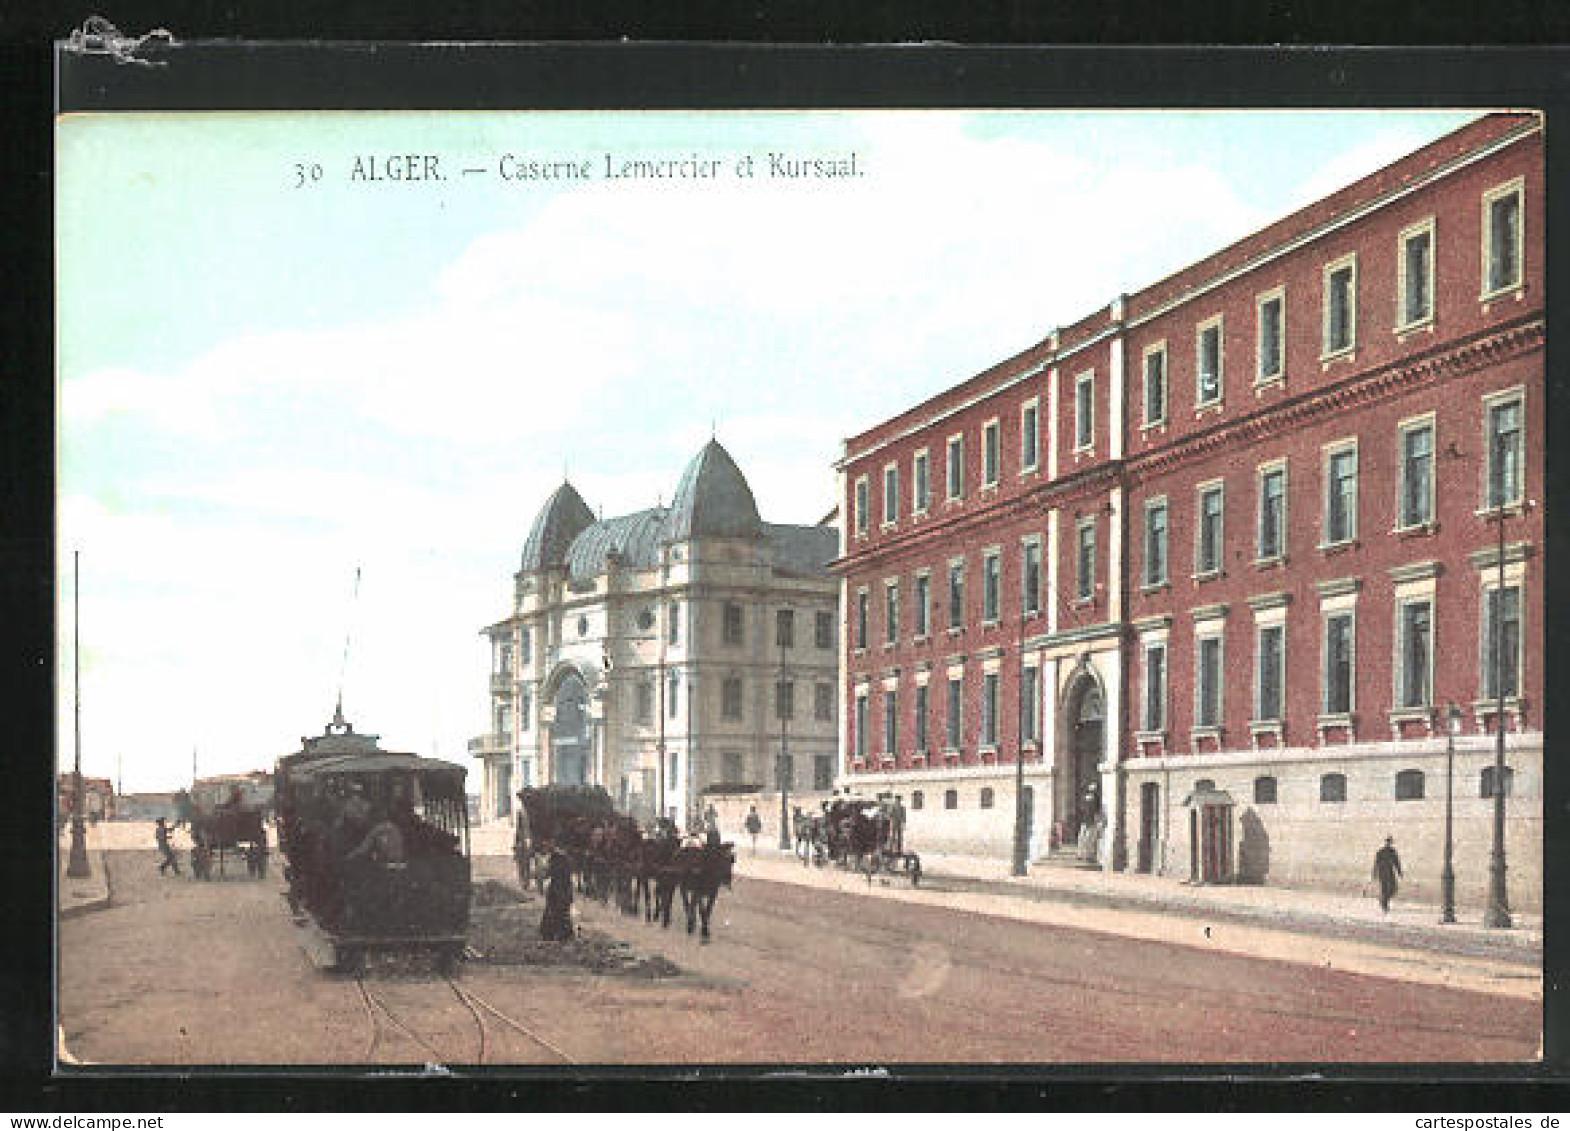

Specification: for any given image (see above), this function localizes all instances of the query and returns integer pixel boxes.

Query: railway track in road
[352,973,577,1067]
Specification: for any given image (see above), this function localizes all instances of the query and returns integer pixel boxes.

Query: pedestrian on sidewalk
[744,805,762,855]
[1372,836,1403,913]
[154,817,181,876]
[539,844,574,942]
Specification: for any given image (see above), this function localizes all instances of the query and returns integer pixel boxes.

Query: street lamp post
[1440,703,1461,924]
[1484,478,1514,929]
[66,550,90,879]
[777,637,792,851]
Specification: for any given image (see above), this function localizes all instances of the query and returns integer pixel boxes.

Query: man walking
[744,804,762,856]
[1372,836,1403,914]
[155,817,181,876]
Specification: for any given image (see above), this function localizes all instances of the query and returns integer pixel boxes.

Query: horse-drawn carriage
[795,796,921,885]
[188,786,269,880]
[515,786,736,942]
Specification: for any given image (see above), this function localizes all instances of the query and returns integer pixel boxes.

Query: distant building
[835,113,1543,906]
[57,774,114,821]
[192,771,274,811]
[473,440,839,827]
[116,792,178,822]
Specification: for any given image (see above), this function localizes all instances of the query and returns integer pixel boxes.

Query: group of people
[153,814,270,879]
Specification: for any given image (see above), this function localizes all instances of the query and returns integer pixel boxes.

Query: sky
[56,108,1480,794]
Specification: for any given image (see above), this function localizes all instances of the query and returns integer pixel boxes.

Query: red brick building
[835,113,1543,908]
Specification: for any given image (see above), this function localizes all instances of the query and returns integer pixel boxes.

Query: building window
[1143,344,1167,426]
[1484,391,1524,509]
[882,465,899,525]
[1398,221,1435,327]
[883,688,898,754]
[518,690,531,731]
[944,789,958,810]
[983,420,1001,486]
[1320,773,1347,804]
[1196,634,1223,728]
[1396,599,1433,709]
[668,670,681,718]
[1021,400,1040,472]
[1481,765,1515,799]
[1257,290,1284,383]
[1483,180,1524,297]
[814,755,834,791]
[854,476,870,536]
[815,610,834,649]
[854,693,868,758]
[1144,498,1168,586]
[776,608,795,649]
[947,435,964,501]
[1482,583,1522,700]
[636,681,653,724]
[1398,419,1435,528]
[1323,612,1355,715]
[1323,255,1357,356]
[1394,768,1426,801]
[721,751,745,786]
[1074,371,1095,450]
[911,790,925,811]
[946,676,962,748]
[1196,483,1224,576]
[981,673,999,746]
[855,589,869,651]
[721,676,743,720]
[1143,643,1166,732]
[914,572,931,638]
[1021,665,1039,743]
[1076,520,1096,601]
[913,449,931,514]
[1256,623,1284,722]
[1254,776,1278,805]
[914,684,929,751]
[980,787,995,810]
[1196,317,1223,407]
[1022,540,1041,617]
[520,627,532,663]
[1257,463,1286,560]
[884,581,900,645]
[948,562,964,631]
[723,602,744,646]
[1324,443,1358,545]
[982,551,1001,623]
[814,682,833,722]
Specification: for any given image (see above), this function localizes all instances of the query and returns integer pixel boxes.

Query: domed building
[471,440,840,828]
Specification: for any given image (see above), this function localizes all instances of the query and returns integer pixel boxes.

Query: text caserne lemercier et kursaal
[332,151,866,186]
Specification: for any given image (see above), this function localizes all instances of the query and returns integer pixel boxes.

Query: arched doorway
[551,670,590,785]
[1057,671,1104,846]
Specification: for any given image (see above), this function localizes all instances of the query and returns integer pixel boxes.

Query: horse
[674,841,735,942]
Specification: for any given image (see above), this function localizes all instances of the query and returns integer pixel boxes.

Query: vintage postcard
[55,78,1544,1069]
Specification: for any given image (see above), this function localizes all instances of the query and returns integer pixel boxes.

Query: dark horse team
[515,786,735,943]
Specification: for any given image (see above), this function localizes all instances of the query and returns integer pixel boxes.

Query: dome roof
[520,481,595,572]
[664,440,762,541]
[564,507,669,580]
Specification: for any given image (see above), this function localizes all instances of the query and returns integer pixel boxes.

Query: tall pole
[1012,610,1028,877]
[778,637,792,851]
[66,551,90,877]
[1440,703,1458,924]
[1485,482,1512,929]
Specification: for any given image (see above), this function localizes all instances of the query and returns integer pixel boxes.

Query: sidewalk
[733,844,1541,965]
[57,823,112,918]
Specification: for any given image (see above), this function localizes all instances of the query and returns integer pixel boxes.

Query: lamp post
[777,636,792,851]
[66,551,90,878]
[1484,474,1514,929]
[1440,702,1461,924]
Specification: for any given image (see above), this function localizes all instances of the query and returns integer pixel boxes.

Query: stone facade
[835,113,1544,910]
[472,441,839,829]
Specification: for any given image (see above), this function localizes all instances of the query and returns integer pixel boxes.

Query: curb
[59,850,113,920]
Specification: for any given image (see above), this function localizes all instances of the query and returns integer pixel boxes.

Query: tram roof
[286,751,467,780]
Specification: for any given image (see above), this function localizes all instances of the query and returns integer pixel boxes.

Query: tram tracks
[351,971,576,1067]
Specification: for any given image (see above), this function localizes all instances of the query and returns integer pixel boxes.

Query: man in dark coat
[539,845,575,941]
[154,817,181,875]
[1372,836,1403,913]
